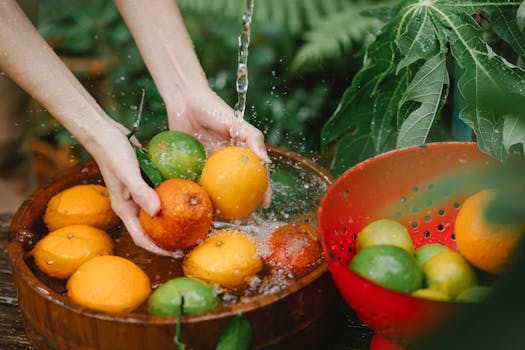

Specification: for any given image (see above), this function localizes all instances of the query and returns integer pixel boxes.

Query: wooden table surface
[0,213,372,350]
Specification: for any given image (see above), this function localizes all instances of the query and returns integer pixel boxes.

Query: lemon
[349,245,422,293]
[183,229,263,290]
[412,288,451,301]
[423,251,477,298]
[147,130,206,181]
[148,277,221,316]
[414,243,451,268]
[356,219,414,255]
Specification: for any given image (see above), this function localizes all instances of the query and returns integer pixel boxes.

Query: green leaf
[321,19,403,151]
[174,296,186,350]
[216,314,252,350]
[329,133,375,177]
[323,0,525,173]
[440,10,525,161]
[518,1,525,31]
[503,115,525,153]
[444,1,525,57]
[396,7,446,72]
[292,3,382,70]
[134,146,164,188]
[397,55,449,148]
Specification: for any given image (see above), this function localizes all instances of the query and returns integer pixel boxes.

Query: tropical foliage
[322,0,525,175]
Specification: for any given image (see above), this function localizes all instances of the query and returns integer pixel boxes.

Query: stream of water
[231,0,255,142]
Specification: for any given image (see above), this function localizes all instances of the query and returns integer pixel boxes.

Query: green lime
[148,277,221,316]
[412,288,451,302]
[349,245,423,293]
[263,169,306,218]
[147,130,206,181]
[455,285,492,303]
[423,251,477,299]
[414,243,451,268]
[356,219,414,255]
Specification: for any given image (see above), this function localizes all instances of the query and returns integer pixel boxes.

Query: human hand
[165,88,272,206]
[87,121,176,256]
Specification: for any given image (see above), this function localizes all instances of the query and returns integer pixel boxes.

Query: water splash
[231,0,255,143]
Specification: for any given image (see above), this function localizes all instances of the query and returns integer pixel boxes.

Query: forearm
[0,1,114,153]
[113,0,209,101]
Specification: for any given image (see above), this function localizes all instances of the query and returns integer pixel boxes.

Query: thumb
[129,181,161,216]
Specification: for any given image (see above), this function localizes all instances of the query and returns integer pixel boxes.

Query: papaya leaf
[396,6,446,72]
[443,1,525,57]
[397,55,449,148]
[323,0,525,174]
[216,314,252,350]
[503,115,525,154]
[519,1,525,31]
[321,18,406,153]
[437,10,525,160]
[329,133,375,176]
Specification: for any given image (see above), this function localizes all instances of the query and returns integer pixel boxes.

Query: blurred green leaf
[518,1,525,31]
[216,314,252,350]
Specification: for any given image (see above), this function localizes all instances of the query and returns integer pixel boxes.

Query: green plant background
[33,0,383,164]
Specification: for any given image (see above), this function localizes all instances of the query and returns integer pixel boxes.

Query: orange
[67,255,151,313]
[139,178,213,251]
[43,184,119,231]
[183,228,263,290]
[31,224,114,279]
[200,146,268,220]
[265,223,323,277]
[454,189,524,274]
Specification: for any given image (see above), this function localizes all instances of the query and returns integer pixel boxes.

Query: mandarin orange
[200,146,268,220]
[43,184,119,231]
[32,224,114,279]
[265,223,323,277]
[67,255,151,313]
[139,178,213,251]
[183,228,263,290]
[454,189,524,274]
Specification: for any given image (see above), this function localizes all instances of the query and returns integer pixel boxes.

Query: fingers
[262,183,273,208]
[238,122,271,163]
[111,194,174,257]
[127,179,161,216]
[234,121,273,208]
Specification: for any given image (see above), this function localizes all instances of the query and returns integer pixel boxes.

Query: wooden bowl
[8,145,339,350]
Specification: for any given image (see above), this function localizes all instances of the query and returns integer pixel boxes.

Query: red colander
[318,142,497,346]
